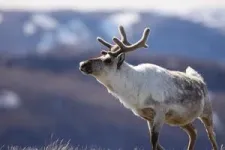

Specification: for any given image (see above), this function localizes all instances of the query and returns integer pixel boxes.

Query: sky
[0,0,224,14]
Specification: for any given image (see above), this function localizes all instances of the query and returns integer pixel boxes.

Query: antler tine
[97,37,113,49]
[119,26,131,45]
[110,28,150,56]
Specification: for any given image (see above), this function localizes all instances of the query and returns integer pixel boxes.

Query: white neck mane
[95,61,172,110]
[97,62,135,91]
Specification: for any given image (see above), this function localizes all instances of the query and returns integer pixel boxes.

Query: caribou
[79,26,218,150]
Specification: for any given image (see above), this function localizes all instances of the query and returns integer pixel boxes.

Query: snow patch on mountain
[23,21,37,36]
[36,19,93,54]
[0,13,3,24]
[0,90,21,109]
[37,32,55,54]
[101,12,141,39]
[31,14,58,30]
[180,8,225,32]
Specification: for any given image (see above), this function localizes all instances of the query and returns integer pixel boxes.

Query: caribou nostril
[79,61,92,74]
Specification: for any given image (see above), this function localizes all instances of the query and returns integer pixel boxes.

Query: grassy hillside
[0,52,224,149]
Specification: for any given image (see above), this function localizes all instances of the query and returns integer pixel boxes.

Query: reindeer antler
[97,37,113,49]
[97,25,150,57]
[97,26,131,50]
[118,26,131,46]
[109,27,150,57]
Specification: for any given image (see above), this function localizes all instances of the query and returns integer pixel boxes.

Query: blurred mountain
[183,8,225,32]
[0,10,224,62]
[0,9,224,149]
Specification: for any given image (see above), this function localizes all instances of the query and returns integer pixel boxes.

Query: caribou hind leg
[200,116,218,150]
[199,97,218,150]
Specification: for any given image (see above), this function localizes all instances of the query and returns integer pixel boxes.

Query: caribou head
[79,26,150,77]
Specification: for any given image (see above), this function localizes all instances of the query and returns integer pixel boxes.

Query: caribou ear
[117,53,125,69]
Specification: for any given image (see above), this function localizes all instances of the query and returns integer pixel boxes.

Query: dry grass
[5,140,111,150]
[2,141,224,150]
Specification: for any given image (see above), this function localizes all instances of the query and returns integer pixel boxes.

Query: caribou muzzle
[79,60,93,74]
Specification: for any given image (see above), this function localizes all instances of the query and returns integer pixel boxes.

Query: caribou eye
[101,50,108,55]
[104,58,112,64]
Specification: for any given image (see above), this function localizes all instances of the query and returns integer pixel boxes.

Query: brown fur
[136,108,218,150]
[180,123,197,150]
[200,117,218,150]
[136,108,156,122]
[165,110,188,125]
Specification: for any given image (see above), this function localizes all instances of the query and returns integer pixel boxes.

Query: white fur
[96,61,178,110]
[186,66,204,81]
